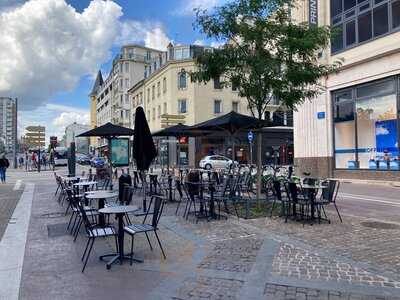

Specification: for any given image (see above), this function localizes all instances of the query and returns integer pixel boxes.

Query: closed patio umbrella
[132,107,157,211]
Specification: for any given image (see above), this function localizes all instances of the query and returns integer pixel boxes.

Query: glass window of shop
[333,76,399,170]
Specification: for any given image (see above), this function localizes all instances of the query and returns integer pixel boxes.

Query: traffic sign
[248,131,254,143]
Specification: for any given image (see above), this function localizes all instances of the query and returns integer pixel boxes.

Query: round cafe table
[301,183,328,222]
[98,205,141,269]
[85,191,118,227]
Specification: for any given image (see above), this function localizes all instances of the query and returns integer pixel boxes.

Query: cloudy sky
[0,0,226,140]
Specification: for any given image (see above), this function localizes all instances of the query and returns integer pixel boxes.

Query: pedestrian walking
[18,156,24,169]
[0,154,10,183]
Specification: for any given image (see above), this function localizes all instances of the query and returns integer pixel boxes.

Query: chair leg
[130,235,135,266]
[67,211,76,231]
[145,232,153,251]
[334,203,343,223]
[73,219,82,242]
[154,231,166,259]
[270,200,276,217]
[81,238,91,262]
[82,238,95,273]
[321,204,330,223]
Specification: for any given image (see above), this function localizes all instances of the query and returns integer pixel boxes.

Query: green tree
[191,0,341,198]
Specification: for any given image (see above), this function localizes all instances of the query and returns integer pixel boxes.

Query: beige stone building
[129,43,292,166]
[293,0,400,180]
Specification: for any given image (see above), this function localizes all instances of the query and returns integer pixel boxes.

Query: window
[373,3,389,36]
[157,82,160,96]
[125,62,129,73]
[232,80,239,91]
[157,105,161,118]
[213,77,222,89]
[393,0,400,28]
[147,110,150,119]
[125,78,129,88]
[214,100,222,114]
[232,101,239,112]
[178,70,187,89]
[139,92,143,104]
[147,88,150,103]
[331,0,398,53]
[178,99,187,113]
[163,102,167,114]
[152,85,155,100]
[120,79,123,89]
[125,94,129,104]
[163,77,167,93]
[120,94,123,105]
[152,108,155,120]
[333,77,399,170]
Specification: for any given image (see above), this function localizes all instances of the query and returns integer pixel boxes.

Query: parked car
[199,155,238,170]
[90,157,105,168]
[76,154,91,165]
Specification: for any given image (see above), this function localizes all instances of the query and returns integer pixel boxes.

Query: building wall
[293,0,400,180]
[0,97,16,153]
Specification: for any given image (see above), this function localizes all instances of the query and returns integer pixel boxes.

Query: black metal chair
[124,196,166,265]
[77,200,118,273]
[315,180,342,223]
[287,182,310,225]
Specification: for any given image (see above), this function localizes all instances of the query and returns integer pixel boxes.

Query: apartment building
[0,97,16,153]
[65,122,91,154]
[293,0,400,180]
[23,126,45,148]
[129,43,293,165]
[90,44,163,149]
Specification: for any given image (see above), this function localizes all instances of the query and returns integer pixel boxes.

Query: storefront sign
[317,112,325,119]
[309,0,318,26]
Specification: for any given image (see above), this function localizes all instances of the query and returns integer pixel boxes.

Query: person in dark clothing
[0,154,10,183]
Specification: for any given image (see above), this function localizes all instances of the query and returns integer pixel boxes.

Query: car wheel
[205,163,212,170]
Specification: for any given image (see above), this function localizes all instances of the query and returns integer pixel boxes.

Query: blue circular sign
[248,131,253,143]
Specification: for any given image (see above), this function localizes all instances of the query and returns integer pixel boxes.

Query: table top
[301,184,328,189]
[99,205,139,214]
[73,181,97,186]
[85,191,118,199]
[61,176,81,181]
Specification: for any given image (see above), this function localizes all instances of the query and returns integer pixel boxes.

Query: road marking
[340,193,400,207]
[0,183,34,300]
[13,180,22,191]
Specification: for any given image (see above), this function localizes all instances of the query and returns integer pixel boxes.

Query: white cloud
[174,0,225,16]
[376,126,389,136]
[194,39,205,46]
[210,41,225,48]
[116,20,170,51]
[19,103,89,142]
[0,0,171,111]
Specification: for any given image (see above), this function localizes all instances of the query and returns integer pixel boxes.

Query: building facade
[129,43,293,166]
[65,122,91,154]
[293,0,400,180]
[90,44,163,150]
[23,126,45,149]
[0,97,16,153]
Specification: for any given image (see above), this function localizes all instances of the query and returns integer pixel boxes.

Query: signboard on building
[111,138,129,166]
[248,131,254,143]
[317,112,325,119]
[309,0,318,26]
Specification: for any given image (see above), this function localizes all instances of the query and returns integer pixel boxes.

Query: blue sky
[0,0,225,139]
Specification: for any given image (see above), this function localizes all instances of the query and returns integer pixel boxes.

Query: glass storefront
[333,76,399,170]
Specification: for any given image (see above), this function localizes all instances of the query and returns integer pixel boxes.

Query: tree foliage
[191,0,342,119]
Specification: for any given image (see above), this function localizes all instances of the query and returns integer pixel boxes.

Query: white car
[199,155,237,170]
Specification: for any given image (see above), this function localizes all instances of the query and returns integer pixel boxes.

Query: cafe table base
[98,206,143,269]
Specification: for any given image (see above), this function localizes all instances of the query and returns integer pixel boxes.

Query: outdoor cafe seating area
[52,163,343,273]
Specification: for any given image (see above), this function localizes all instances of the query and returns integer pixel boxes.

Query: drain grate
[361,221,400,230]
[39,212,65,219]
[47,222,69,238]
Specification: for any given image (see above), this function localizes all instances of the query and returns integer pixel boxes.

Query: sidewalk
[1,172,400,300]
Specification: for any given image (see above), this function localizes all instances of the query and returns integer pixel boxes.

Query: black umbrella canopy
[76,122,134,137]
[152,123,205,137]
[132,107,157,171]
[188,111,268,134]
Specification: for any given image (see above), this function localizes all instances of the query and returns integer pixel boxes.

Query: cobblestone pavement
[272,243,400,288]
[198,237,263,272]
[247,210,400,277]
[173,276,244,300]
[264,283,400,300]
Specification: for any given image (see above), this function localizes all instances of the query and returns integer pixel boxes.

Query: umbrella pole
[108,138,112,189]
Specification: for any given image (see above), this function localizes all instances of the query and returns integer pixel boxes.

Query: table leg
[168,176,173,202]
[98,198,105,227]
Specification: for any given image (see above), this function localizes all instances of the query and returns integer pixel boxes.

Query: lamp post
[13,98,18,169]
